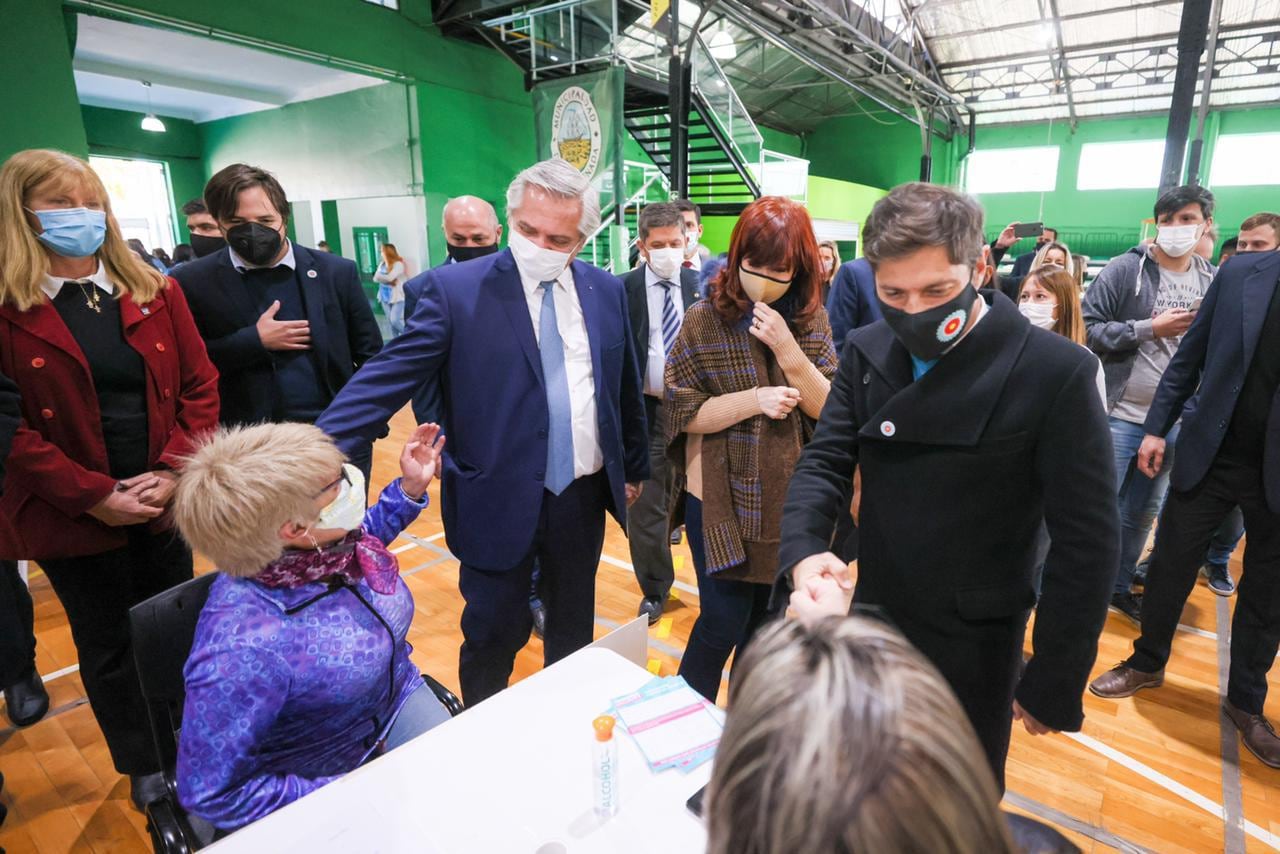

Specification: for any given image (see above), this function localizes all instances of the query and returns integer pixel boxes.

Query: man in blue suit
[402,195,503,426]
[318,159,650,704]
[174,164,383,480]
[1090,247,1280,768]
[825,256,881,346]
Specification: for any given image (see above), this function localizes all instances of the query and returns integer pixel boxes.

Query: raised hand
[400,423,446,499]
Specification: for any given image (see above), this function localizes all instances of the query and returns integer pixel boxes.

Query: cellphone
[1013,221,1044,238]
[1190,298,1203,312]
[686,784,707,818]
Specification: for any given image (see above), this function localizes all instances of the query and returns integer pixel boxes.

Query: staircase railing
[688,34,763,190]
[581,161,670,271]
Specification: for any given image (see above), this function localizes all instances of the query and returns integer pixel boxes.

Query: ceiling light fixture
[140,81,166,133]
[709,23,737,61]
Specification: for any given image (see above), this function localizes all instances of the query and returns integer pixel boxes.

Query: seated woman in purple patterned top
[171,421,449,831]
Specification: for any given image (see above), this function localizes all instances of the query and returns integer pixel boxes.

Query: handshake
[788,551,855,624]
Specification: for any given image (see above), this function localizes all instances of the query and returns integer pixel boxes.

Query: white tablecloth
[206,647,712,853]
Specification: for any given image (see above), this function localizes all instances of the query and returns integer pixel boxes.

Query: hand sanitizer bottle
[593,714,620,819]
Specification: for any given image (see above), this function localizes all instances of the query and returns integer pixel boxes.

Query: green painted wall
[952,107,1280,256]
[105,0,525,102]
[805,111,923,190]
[80,105,205,241]
[200,83,419,201]
[0,0,87,160]
[417,83,535,264]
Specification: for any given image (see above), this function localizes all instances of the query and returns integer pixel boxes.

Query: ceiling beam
[937,18,1280,71]
[73,57,291,105]
[926,0,1183,43]
[1045,0,1077,129]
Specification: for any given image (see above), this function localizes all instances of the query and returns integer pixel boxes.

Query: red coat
[0,280,220,559]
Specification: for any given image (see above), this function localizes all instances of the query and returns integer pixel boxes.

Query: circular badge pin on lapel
[880,420,896,437]
[307,269,318,278]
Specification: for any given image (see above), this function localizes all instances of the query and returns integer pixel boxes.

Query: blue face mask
[28,207,108,258]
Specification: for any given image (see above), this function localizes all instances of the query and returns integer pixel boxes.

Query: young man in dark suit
[172,164,383,479]
[317,159,649,705]
[1090,247,1280,768]
[624,202,700,623]
[779,183,1119,789]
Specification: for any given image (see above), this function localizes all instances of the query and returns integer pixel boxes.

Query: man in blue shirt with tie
[317,159,649,704]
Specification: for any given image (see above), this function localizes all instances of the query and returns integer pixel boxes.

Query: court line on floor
[1214,594,1246,854]
[1002,791,1151,853]
[1066,731,1279,850]
[0,696,90,740]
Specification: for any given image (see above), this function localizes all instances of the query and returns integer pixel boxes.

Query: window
[1076,140,1164,190]
[1209,132,1280,186]
[963,147,1059,194]
[89,155,176,251]
[363,0,398,7]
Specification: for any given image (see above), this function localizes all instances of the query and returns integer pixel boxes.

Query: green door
[353,226,389,301]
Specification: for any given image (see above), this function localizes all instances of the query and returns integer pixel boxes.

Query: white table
[206,647,712,853]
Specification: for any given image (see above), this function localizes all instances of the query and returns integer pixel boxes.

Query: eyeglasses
[313,467,351,500]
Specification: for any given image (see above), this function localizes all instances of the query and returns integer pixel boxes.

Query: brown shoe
[1088,663,1164,699]
[1224,701,1280,768]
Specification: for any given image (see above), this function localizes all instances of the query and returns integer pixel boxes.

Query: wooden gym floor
[1,404,1277,853]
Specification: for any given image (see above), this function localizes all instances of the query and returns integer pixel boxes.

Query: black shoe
[530,600,547,640]
[670,526,684,546]
[129,772,168,812]
[1109,592,1143,626]
[638,595,665,625]
[3,668,50,727]
[1202,563,1236,596]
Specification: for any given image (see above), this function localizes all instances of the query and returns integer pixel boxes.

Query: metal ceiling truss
[714,0,971,138]
[942,21,1280,113]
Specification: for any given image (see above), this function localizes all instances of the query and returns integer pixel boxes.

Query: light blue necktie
[538,280,576,494]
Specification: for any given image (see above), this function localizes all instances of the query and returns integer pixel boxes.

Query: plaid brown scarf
[665,301,837,582]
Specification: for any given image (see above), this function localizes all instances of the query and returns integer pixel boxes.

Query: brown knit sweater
[664,301,837,583]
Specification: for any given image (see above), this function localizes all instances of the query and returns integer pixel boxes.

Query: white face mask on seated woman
[313,464,367,534]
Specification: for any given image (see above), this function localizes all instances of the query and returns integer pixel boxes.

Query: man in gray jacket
[1082,185,1217,624]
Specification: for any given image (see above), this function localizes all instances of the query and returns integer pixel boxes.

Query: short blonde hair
[707,616,1015,854]
[0,149,167,311]
[173,423,346,577]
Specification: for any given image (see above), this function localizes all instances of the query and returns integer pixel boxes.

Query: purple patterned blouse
[176,480,427,830]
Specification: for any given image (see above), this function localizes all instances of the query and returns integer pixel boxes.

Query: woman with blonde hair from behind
[706,615,1077,854]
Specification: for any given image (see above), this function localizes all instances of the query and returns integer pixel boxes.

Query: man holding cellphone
[1081,185,1217,625]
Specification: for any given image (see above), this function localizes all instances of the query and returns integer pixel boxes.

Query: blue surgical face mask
[28,207,108,258]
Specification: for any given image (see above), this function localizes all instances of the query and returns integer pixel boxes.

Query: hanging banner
[533,67,625,214]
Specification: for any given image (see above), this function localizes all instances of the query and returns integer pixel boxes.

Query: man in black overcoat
[777,183,1120,789]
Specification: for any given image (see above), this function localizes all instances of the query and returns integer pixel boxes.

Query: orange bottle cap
[593,714,616,742]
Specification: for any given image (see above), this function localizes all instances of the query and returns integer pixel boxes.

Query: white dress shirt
[643,264,685,398]
[40,261,114,301]
[520,264,604,480]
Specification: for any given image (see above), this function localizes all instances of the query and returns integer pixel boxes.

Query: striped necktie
[660,281,680,355]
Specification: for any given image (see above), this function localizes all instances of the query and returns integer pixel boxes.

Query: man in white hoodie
[1082,184,1217,625]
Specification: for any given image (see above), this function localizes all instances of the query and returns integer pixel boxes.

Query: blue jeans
[677,496,773,703]
[1206,506,1246,569]
[1111,417,1180,595]
[380,298,405,337]
[383,681,451,751]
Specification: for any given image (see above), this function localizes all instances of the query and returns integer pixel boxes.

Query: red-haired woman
[665,196,837,702]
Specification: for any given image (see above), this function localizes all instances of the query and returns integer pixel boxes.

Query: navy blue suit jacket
[316,248,651,570]
[173,244,383,427]
[402,257,456,425]
[1144,250,1280,512]
[826,258,881,347]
